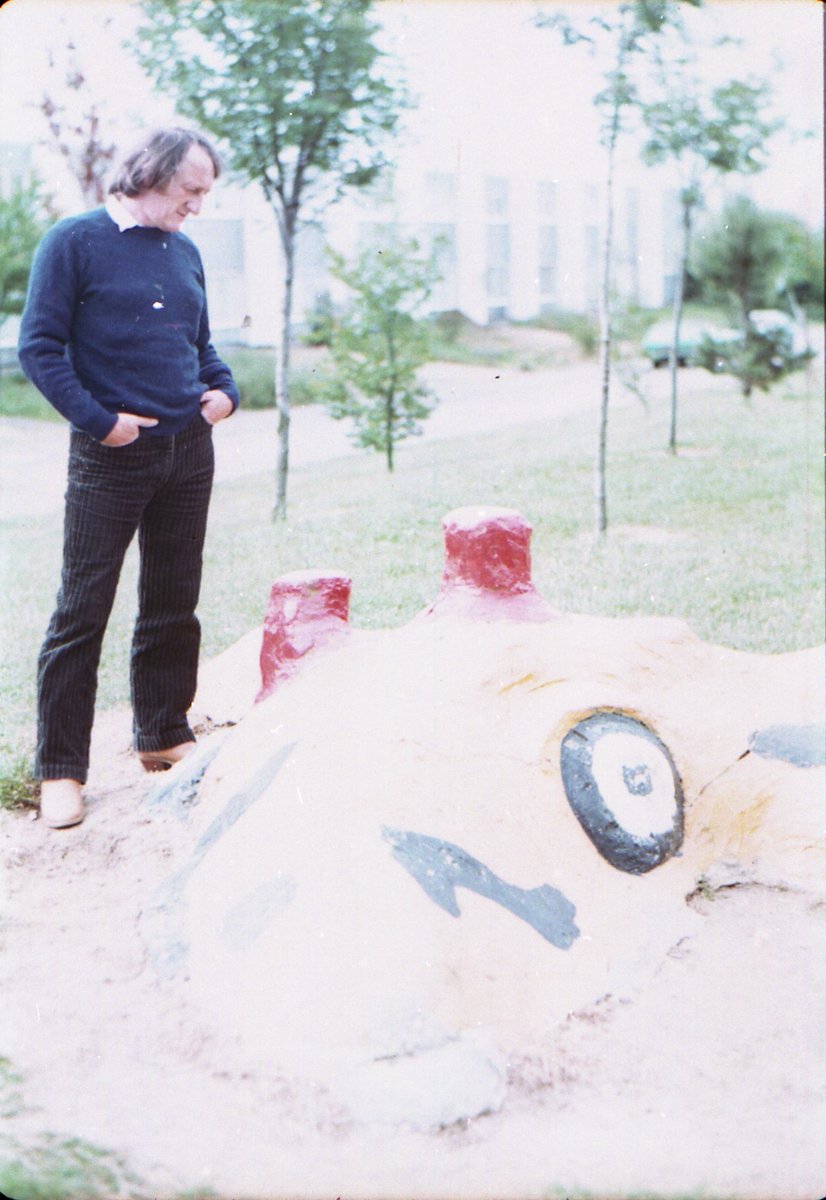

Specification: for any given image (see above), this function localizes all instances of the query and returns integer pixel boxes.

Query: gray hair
[109,127,222,196]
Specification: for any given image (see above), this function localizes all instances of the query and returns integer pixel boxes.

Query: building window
[426,172,457,217]
[485,223,510,300]
[485,176,509,217]
[538,224,558,297]
[189,218,244,273]
[584,224,600,310]
[625,186,640,301]
[662,187,681,274]
[187,219,246,336]
[585,182,599,212]
[538,180,558,220]
[0,142,33,194]
[356,221,398,252]
[425,223,457,312]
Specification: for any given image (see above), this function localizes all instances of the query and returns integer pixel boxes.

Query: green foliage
[422,314,548,368]
[691,195,793,321]
[289,365,328,407]
[131,0,409,515]
[538,2,700,142]
[0,176,55,328]
[221,346,276,410]
[0,1134,134,1200]
[0,351,325,417]
[302,291,337,347]
[766,214,825,315]
[321,236,441,470]
[696,324,814,399]
[536,0,699,533]
[1,354,822,755]
[642,79,778,180]
[0,750,37,812]
[640,64,780,453]
[429,309,470,345]
[539,309,600,357]
[132,0,405,229]
[0,1058,26,1119]
[220,348,324,410]
[0,371,61,419]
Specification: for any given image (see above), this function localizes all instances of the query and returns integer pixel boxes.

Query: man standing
[19,127,240,829]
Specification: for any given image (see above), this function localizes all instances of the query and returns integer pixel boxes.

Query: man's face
[134,144,215,232]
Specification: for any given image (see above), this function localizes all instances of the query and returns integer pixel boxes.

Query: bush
[426,312,522,366]
[0,1135,133,1200]
[429,309,474,345]
[0,370,60,420]
[221,346,275,409]
[301,292,336,347]
[696,326,814,399]
[220,348,324,409]
[0,750,37,812]
[535,309,599,357]
[289,365,328,407]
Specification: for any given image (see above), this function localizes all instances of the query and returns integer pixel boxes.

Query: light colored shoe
[39,779,84,829]
[138,741,196,773]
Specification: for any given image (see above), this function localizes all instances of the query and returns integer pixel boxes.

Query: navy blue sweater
[18,207,239,441]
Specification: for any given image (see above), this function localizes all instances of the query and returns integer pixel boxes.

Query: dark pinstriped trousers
[35,414,214,782]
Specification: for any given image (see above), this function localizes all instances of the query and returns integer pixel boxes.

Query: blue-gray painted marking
[382,827,579,949]
[142,730,231,817]
[220,875,298,951]
[144,741,297,976]
[749,724,826,768]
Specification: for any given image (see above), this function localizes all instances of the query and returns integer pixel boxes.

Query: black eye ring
[560,712,684,875]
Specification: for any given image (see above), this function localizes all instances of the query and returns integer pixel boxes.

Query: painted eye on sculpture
[560,712,684,875]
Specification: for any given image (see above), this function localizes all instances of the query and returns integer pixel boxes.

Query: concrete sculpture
[146,506,824,1132]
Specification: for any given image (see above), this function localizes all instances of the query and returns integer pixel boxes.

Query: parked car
[748,309,810,356]
[641,310,808,368]
[641,317,739,367]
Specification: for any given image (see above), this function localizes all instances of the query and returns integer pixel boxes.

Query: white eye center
[590,732,678,839]
[560,713,684,874]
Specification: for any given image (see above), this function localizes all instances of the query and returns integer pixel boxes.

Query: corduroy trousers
[35,414,214,783]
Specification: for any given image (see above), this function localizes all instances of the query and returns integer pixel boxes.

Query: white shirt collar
[105,193,142,232]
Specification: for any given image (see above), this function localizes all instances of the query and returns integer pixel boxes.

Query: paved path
[0,359,636,519]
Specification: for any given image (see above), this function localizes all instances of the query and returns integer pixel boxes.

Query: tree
[751,213,823,321]
[132,0,406,518]
[321,237,439,472]
[39,33,118,208]
[0,176,55,357]
[641,76,779,453]
[691,195,788,324]
[536,0,700,535]
[691,196,814,398]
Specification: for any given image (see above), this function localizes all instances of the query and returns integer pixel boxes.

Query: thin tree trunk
[385,329,397,472]
[595,106,620,537]
[385,391,394,472]
[273,229,295,520]
[667,199,692,455]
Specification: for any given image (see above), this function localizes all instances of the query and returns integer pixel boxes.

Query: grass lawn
[1,360,823,779]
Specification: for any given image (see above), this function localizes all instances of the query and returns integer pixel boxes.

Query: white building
[177,0,690,343]
[183,0,821,343]
[1,0,821,347]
